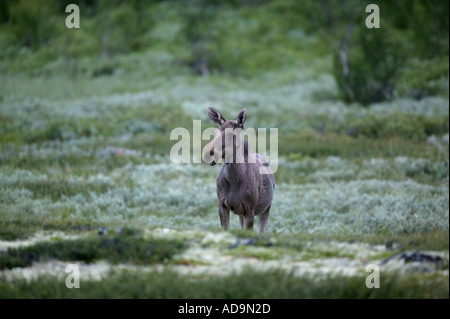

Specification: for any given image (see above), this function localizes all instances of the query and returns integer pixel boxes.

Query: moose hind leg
[218,203,230,230]
[257,205,271,233]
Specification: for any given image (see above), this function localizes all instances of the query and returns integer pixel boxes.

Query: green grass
[0,218,102,241]
[1,180,112,201]
[280,134,447,161]
[252,229,450,253]
[0,268,447,299]
[0,232,186,270]
[0,0,448,299]
[274,229,449,251]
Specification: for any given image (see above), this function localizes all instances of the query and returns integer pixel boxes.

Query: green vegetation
[0,269,448,299]
[0,218,101,241]
[230,228,450,253]
[0,231,185,270]
[0,0,448,299]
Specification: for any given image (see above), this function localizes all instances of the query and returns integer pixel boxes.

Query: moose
[203,107,275,232]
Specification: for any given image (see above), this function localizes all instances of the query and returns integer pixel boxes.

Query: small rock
[98,227,108,236]
[382,250,448,273]
[385,240,400,251]
[228,238,272,249]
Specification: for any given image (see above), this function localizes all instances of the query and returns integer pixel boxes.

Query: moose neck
[223,141,254,181]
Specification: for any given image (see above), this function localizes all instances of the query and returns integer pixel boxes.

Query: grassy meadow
[0,0,449,298]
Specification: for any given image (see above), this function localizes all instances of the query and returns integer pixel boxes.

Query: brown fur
[203,107,275,232]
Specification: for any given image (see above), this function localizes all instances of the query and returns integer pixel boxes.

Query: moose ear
[236,108,247,128]
[207,107,226,125]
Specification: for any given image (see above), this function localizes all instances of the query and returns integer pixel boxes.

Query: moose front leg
[243,210,255,230]
[218,202,230,230]
[257,205,271,233]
